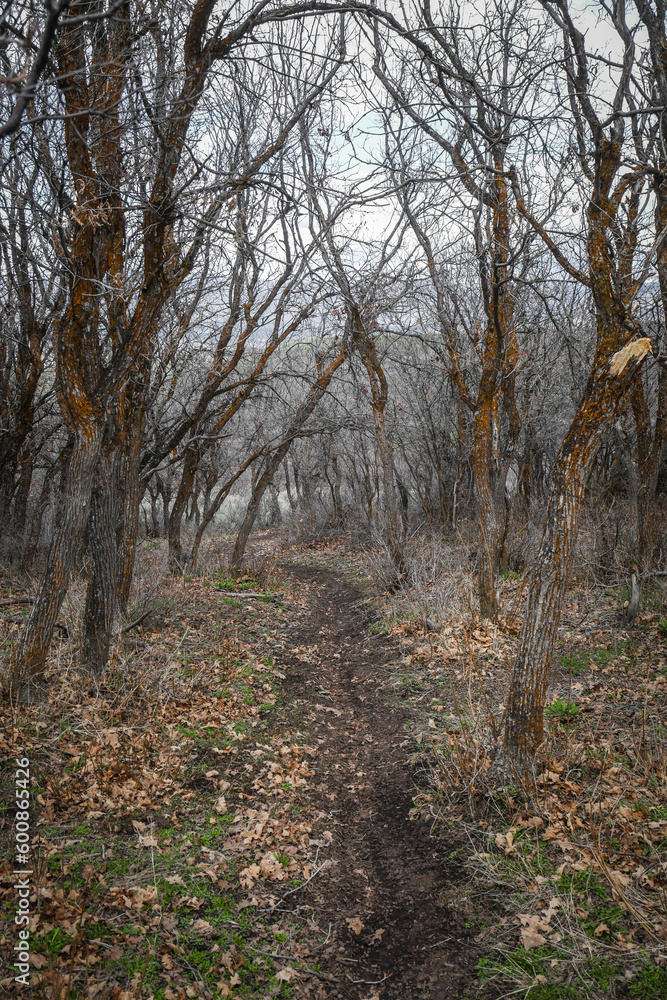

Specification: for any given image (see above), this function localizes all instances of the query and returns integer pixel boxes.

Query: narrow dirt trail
[279,564,481,1000]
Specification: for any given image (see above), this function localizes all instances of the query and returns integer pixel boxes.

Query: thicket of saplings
[3,375,663,610]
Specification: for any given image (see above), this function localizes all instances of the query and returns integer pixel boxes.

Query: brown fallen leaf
[495,831,516,853]
[594,922,610,937]
[137,833,158,848]
[521,928,547,950]
[275,967,299,981]
[240,863,260,889]
[192,918,214,936]
[176,895,203,910]
[346,916,364,935]
[518,913,551,950]
[369,927,385,944]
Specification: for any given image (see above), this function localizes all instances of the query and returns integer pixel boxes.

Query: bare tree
[371,0,556,614]
[10,0,346,681]
[299,108,413,577]
[504,0,655,757]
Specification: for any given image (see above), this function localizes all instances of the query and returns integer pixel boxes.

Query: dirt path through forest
[277,564,481,999]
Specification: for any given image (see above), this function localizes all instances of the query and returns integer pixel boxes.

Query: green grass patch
[559,653,588,676]
[557,869,607,900]
[582,903,624,938]
[628,961,667,998]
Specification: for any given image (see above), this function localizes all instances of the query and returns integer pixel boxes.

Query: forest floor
[1,531,667,1000]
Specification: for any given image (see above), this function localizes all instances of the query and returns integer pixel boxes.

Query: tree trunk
[148,485,161,537]
[474,392,503,620]
[283,459,297,511]
[82,449,118,672]
[629,351,667,575]
[14,426,104,682]
[351,320,405,575]
[21,448,68,572]
[504,340,651,757]
[81,371,148,668]
[116,411,144,616]
[332,450,343,524]
[156,474,172,537]
[231,345,348,571]
[395,469,409,531]
[11,446,35,544]
[185,452,260,572]
[168,450,199,573]
[268,483,282,526]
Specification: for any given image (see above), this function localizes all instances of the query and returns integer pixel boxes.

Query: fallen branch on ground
[122,608,155,634]
[217,591,283,602]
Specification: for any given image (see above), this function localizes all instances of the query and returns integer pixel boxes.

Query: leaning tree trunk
[232,468,278,572]
[504,339,651,758]
[185,452,260,573]
[283,459,297,512]
[167,447,199,573]
[231,345,349,571]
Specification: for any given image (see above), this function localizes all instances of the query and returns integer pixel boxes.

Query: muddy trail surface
[278,565,481,1000]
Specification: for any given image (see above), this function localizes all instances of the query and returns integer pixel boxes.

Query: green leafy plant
[546,697,580,722]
